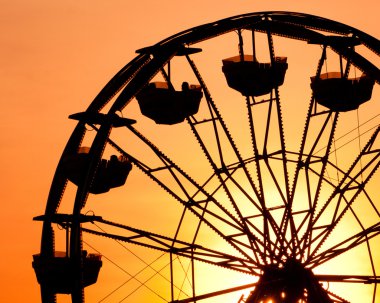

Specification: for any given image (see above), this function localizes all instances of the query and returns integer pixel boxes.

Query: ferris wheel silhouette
[33,11,380,303]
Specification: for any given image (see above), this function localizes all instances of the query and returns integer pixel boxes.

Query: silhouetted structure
[62,147,132,194]
[33,11,380,303]
[136,81,203,124]
[311,72,374,111]
[245,260,333,303]
[33,251,102,294]
[222,55,288,96]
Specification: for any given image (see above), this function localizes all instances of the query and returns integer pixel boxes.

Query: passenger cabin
[62,147,132,194]
[136,81,203,125]
[222,55,288,97]
[311,72,375,112]
[32,251,102,294]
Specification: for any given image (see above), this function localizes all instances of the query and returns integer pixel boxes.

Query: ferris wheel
[33,11,380,303]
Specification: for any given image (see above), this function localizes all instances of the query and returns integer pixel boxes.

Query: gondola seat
[311,72,375,112]
[222,55,288,96]
[32,251,102,294]
[136,82,203,124]
[62,147,132,194]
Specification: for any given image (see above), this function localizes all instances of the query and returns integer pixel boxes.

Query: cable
[329,124,379,155]
[98,252,168,302]
[82,240,168,303]
[83,220,191,301]
[118,259,173,303]
[176,256,193,301]
[314,114,380,155]
[92,221,187,291]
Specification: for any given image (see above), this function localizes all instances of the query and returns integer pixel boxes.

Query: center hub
[245,260,332,303]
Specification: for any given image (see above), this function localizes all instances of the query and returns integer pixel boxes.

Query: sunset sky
[1,1,380,302]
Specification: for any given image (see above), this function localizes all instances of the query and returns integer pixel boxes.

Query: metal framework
[33,11,380,303]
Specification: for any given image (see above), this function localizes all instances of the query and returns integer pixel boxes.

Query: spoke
[298,112,339,257]
[246,96,268,247]
[316,274,380,284]
[266,27,295,256]
[81,218,261,275]
[308,221,380,267]
[171,281,258,303]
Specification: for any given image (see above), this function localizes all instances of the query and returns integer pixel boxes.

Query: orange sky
[1,1,380,302]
